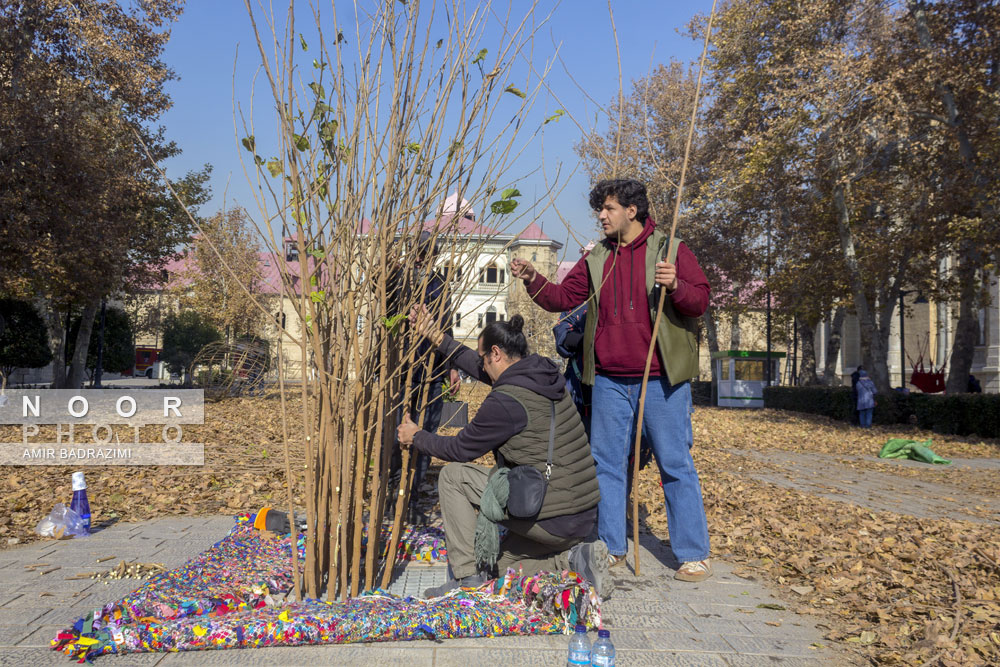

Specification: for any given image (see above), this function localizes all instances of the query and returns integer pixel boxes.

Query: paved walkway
[739,449,1000,525]
[0,516,841,666]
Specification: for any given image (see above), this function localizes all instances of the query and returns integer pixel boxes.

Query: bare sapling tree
[230,0,568,600]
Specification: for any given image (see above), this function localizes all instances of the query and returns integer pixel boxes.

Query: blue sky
[159,1,711,256]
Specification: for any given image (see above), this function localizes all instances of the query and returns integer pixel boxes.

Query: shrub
[764,386,1000,439]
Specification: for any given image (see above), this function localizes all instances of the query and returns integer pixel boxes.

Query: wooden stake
[631,0,718,576]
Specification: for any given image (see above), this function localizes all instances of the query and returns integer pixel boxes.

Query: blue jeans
[859,408,873,428]
[590,375,710,562]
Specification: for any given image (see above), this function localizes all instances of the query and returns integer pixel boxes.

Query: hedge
[763,386,1000,439]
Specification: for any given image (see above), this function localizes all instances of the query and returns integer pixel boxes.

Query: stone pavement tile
[739,619,824,639]
[687,603,790,622]
[604,611,694,632]
[723,635,825,657]
[0,625,32,646]
[615,651,732,666]
[0,647,164,666]
[432,647,563,666]
[643,630,734,654]
[155,644,435,666]
[0,594,24,609]
[724,655,831,666]
[684,617,756,636]
[0,607,47,625]
[16,624,65,647]
[432,634,568,649]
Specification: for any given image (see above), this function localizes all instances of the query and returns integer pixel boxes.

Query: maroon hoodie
[525,220,710,377]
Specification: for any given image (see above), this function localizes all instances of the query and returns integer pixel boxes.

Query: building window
[285,242,299,262]
[482,262,500,284]
[485,307,497,325]
[442,262,462,281]
[499,269,506,284]
[455,312,462,328]
[478,314,483,328]
[978,308,987,346]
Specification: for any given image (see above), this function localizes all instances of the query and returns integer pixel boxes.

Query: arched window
[481,262,499,284]
[485,306,498,325]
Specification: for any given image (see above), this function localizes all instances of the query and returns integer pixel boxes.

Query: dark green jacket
[494,385,600,520]
[581,229,701,385]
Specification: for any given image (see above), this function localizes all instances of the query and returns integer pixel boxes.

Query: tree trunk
[703,307,720,384]
[45,302,68,388]
[797,318,819,385]
[833,182,892,393]
[65,299,100,389]
[823,307,846,384]
[729,310,741,349]
[945,250,980,393]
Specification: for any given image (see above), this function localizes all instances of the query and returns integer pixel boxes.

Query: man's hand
[655,260,678,292]
[446,368,461,397]
[397,413,420,447]
[510,258,537,284]
[409,304,444,346]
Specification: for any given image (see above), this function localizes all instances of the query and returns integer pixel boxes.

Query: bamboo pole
[631,0,718,576]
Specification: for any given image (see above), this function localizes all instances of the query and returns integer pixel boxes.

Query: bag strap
[545,400,555,480]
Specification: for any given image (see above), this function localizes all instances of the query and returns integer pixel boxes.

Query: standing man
[511,179,712,581]
[388,231,461,522]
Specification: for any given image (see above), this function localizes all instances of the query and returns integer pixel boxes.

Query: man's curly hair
[588,179,649,223]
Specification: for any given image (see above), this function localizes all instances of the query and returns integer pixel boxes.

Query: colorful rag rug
[52,516,601,662]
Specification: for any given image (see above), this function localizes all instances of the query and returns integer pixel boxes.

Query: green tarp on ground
[878,438,951,465]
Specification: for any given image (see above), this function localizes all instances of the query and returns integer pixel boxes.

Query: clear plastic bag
[34,503,87,539]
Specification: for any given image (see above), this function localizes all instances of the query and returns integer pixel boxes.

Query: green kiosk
[711,350,785,408]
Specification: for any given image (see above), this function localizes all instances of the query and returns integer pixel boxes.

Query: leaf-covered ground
[2,393,998,664]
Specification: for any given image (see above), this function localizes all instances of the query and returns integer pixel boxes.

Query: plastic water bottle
[70,471,91,535]
[592,629,615,666]
[567,623,591,666]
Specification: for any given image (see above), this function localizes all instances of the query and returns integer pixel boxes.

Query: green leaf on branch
[320,120,338,142]
[490,199,518,215]
[309,275,318,287]
[543,109,565,125]
[381,313,407,335]
[310,291,325,304]
[241,136,256,152]
[504,84,526,99]
[312,102,333,119]
[308,248,326,260]
[501,187,521,199]
[299,34,308,51]
[472,48,488,65]
[253,154,264,166]
[313,59,324,70]
[405,142,421,154]
[266,159,283,177]
[435,39,443,49]
[308,82,326,99]
[447,141,463,160]
[293,134,310,151]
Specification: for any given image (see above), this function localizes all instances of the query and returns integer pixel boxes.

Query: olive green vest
[493,386,600,519]
[581,231,700,386]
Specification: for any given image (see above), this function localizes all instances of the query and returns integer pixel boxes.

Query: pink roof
[152,251,308,296]
[516,222,551,241]
[556,260,577,284]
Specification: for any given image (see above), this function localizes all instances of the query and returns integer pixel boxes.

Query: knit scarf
[474,467,510,569]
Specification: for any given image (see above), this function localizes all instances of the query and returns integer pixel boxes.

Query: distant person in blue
[552,303,652,499]
[553,304,590,432]
[855,369,877,428]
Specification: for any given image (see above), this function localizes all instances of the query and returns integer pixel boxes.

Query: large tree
[0,0,204,388]
[172,208,268,343]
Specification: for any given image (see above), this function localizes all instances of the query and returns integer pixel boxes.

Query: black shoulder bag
[506,401,555,519]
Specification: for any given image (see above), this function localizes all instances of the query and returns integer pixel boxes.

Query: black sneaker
[422,573,486,598]
[570,540,614,600]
